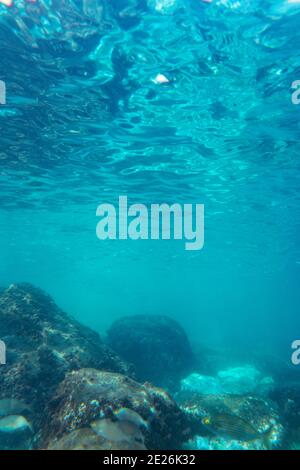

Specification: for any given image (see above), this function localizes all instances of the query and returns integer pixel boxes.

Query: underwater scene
[0,0,300,452]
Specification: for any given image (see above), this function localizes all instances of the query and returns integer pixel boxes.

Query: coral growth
[43,368,194,450]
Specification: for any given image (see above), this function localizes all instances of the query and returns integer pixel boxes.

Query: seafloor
[0,283,299,450]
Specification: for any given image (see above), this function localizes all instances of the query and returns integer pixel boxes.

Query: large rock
[43,368,195,450]
[107,315,195,388]
[47,428,147,450]
[0,284,131,428]
[179,366,274,398]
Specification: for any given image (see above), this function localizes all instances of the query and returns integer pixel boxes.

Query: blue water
[0,0,300,414]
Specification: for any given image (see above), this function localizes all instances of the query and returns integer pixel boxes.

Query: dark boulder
[107,315,195,389]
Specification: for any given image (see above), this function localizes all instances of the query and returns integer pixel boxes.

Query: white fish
[152,74,170,85]
[91,418,144,444]
[0,415,32,435]
[114,407,148,429]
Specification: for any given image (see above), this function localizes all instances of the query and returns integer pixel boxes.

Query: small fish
[202,413,273,445]
[0,399,31,417]
[114,407,148,430]
[91,418,145,445]
[0,415,33,435]
[91,419,129,442]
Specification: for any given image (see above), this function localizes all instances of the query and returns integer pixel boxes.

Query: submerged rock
[180,374,222,396]
[179,366,274,398]
[217,366,274,396]
[269,382,300,449]
[0,283,131,430]
[48,427,146,450]
[107,315,195,388]
[177,366,282,450]
[43,368,194,450]
[185,435,271,451]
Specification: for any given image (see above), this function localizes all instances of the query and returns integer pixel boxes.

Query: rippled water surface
[0,0,300,355]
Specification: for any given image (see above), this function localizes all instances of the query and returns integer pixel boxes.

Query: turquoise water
[0,0,300,449]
